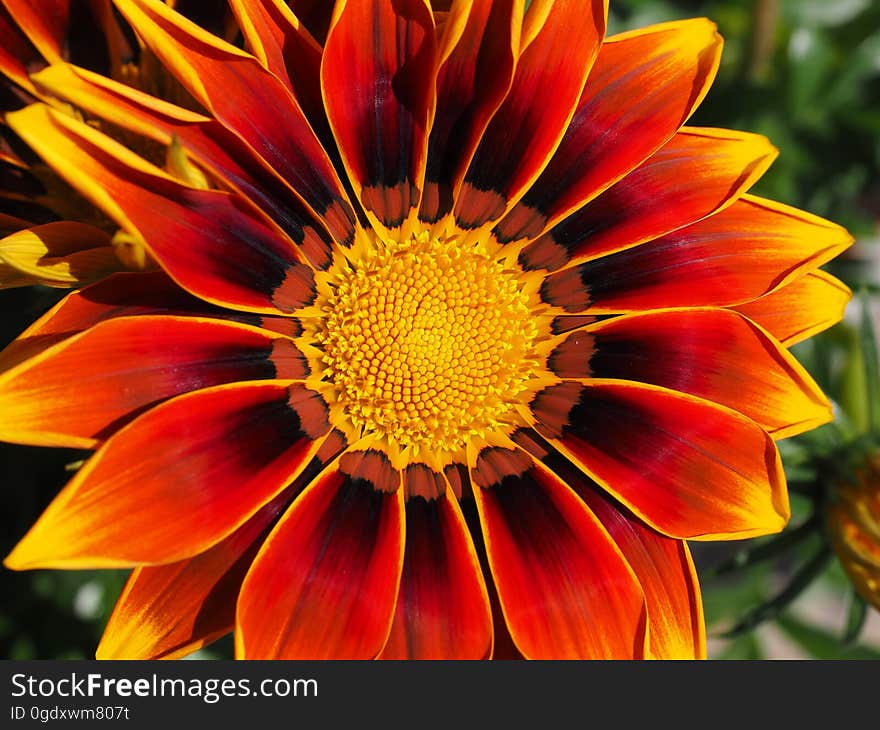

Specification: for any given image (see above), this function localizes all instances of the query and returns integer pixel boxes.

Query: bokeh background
[2,0,880,659]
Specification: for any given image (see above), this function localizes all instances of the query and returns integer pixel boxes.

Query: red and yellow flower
[0,0,853,659]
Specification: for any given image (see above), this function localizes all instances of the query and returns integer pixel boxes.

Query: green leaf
[714,632,767,660]
[785,27,835,113]
[777,614,880,659]
[719,548,832,638]
[784,0,872,28]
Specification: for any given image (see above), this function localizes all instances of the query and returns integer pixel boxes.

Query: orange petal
[495,18,722,244]
[548,308,831,439]
[31,63,337,267]
[0,5,42,93]
[95,442,343,660]
[588,498,705,659]
[0,315,308,448]
[419,0,521,222]
[114,0,356,244]
[4,382,329,569]
[0,271,227,372]
[453,0,606,231]
[540,195,853,312]
[0,268,297,371]
[322,0,437,232]
[514,432,707,659]
[523,450,706,659]
[520,128,777,271]
[1,0,68,62]
[237,446,405,659]
[7,104,316,315]
[515,436,707,660]
[527,380,789,540]
[734,270,852,347]
[227,0,330,151]
[469,441,646,659]
[96,485,293,660]
[380,489,492,659]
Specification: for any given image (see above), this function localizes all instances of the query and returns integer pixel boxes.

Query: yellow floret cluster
[316,233,541,453]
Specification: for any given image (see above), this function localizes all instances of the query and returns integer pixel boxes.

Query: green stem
[717,547,833,639]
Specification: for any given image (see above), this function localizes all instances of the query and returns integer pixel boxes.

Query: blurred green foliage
[3,0,880,660]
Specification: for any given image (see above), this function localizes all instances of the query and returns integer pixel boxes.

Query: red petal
[603,516,704,659]
[380,490,492,659]
[1,0,68,62]
[96,486,291,660]
[237,446,405,659]
[95,438,345,660]
[541,195,853,312]
[227,0,331,151]
[322,0,437,231]
[734,270,851,347]
[512,430,707,659]
[7,104,316,315]
[457,493,525,660]
[114,0,356,243]
[453,0,606,231]
[549,308,831,439]
[528,380,789,540]
[516,432,706,659]
[0,315,308,448]
[495,18,722,244]
[0,4,43,93]
[520,128,777,270]
[419,0,520,222]
[32,62,339,264]
[469,442,646,659]
[0,269,293,371]
[4,383,330,569]
[0,271,224,372]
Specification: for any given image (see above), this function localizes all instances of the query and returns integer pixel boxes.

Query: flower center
[314,232,544,456]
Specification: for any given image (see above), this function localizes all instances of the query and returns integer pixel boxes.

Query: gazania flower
[1,0,853,659]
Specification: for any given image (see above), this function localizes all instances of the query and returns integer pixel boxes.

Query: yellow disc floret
[312,232,545,455]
